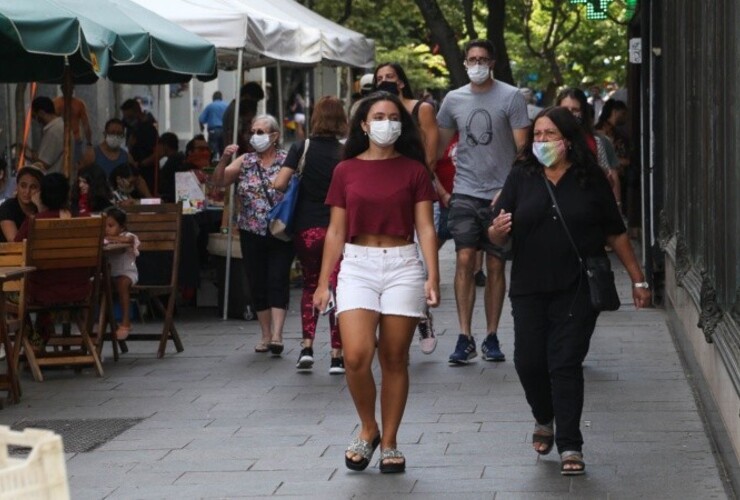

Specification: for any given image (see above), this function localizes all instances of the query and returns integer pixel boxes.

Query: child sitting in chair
[103,206,140,340]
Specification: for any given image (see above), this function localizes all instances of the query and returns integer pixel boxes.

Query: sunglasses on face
[250,129,271,135]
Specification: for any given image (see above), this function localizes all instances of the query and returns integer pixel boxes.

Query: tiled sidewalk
[0,245,732,499]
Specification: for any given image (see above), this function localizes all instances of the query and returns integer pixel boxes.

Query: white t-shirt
[38,116,65,174]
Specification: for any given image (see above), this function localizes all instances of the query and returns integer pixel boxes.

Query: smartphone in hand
[321,289,336,316]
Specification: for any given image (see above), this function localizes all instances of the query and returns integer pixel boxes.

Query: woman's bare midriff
[352,234,411,248]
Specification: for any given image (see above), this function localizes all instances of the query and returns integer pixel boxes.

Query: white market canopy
[130,0,374,68]
[254,0,374,67]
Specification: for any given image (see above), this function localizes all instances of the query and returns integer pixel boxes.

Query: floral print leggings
[294,227,341,349]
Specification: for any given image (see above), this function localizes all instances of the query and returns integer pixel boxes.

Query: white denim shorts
[336,243,426,318]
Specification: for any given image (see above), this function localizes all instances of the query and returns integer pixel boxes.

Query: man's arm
[512,127,530,153]
[437,127,456,161]
[418,102,439,170]
[198,106,209,132]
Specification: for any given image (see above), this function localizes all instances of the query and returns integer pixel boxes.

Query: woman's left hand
[425,279,440,308]
[633,287,652,309]
[487,209,512,246]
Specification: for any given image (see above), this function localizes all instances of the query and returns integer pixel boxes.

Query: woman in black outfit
[274,96,348,373]
[489,107,651,475]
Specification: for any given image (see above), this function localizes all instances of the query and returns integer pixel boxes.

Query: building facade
[642,0,740,469]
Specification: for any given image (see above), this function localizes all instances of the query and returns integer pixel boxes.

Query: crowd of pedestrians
[1,39,650,477]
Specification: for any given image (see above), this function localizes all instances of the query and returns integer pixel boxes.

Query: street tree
[307,0,628,95]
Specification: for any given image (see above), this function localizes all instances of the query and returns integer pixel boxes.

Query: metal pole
[336,67,341,101]
[62,60,73,178]
[345,67,352,115]
[4,84,11,165]
[304,70,311,136]
[276,62,284,138]
[222,47,244,320]
[189,80,195,139]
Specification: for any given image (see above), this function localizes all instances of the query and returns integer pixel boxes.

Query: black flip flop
[379,448,406,474]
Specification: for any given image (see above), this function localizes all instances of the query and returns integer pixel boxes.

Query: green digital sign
[569,0,613,20]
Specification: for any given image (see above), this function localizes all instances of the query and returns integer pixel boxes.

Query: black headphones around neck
[465,109,493,147]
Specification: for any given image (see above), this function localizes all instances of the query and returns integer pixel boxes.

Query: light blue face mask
[532,140,566,167]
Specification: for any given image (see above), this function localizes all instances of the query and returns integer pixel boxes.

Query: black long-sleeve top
[493,164,625,297]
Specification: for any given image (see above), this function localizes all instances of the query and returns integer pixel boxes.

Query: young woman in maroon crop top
[313,92,439,473]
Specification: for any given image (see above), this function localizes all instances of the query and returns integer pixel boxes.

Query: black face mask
[375,81,400,96]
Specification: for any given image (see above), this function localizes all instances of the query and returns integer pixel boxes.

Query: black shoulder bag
[542,176,620,312]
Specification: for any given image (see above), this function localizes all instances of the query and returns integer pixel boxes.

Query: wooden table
[0,266,35,405]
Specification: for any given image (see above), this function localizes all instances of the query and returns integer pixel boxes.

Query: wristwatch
[633,281,650,289]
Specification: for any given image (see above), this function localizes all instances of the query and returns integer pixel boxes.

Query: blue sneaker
[449,334,477,365]
[481,333,505,362]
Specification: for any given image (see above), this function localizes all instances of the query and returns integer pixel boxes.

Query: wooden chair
[122,202,184,358]
[17,216,105,382]
[0,241,28,332]
[0,241,28,402]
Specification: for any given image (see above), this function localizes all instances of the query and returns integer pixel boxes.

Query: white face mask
[249,133,273,153]
[105,134,125,149]
[367,120,402,147]
[466,64,491,85]
[159,156,168,168]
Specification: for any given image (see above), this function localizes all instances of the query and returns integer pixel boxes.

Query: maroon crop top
[325,156,437,241]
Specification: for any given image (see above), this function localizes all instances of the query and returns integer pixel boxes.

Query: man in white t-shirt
[29,96,64,174]
[436,39,530,365]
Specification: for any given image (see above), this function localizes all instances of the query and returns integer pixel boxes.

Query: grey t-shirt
[437,80,529,199]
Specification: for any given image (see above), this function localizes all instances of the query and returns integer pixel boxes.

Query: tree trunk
[413,0,467,88]
[337,0,353,25]
[544,49,564,86]
[486,0,515,84]
[462,0,478,40]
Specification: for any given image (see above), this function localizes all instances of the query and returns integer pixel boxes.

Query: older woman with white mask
[212,114,294,356]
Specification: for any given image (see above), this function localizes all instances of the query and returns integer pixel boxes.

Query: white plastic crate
[0,425,70,500]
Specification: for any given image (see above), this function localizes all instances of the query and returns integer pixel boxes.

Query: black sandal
[379,448,406,474]
[345,434,380,471]
[532,420,554,456]
[560,451,586,476]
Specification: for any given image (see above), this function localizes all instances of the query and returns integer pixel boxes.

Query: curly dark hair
[343,91,426,168]
[515,106,601,188]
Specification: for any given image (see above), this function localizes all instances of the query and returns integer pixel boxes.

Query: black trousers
[239,230,295,311]
[511,281,599,454]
